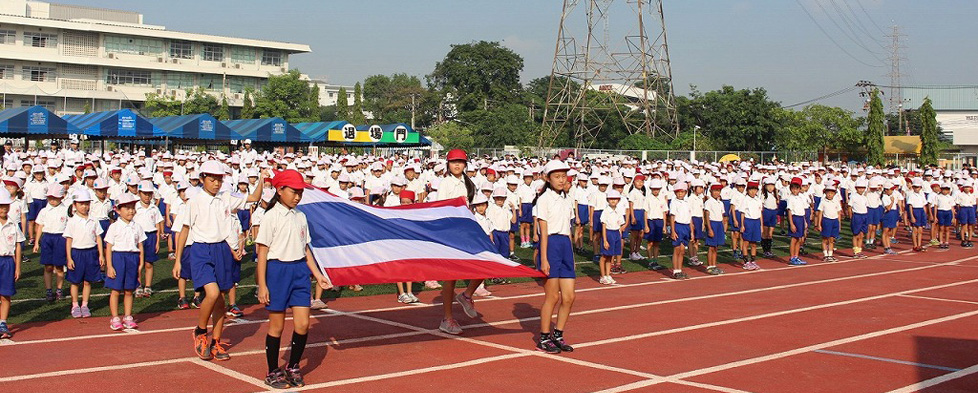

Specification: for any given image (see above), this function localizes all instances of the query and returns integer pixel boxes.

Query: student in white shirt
[0,191,25,339]
[669,182,693,280]
[63,189,105,319]
[955,182,976,247]
[739,181,763,268]
[34,184,69,301]
[534,159,576,354]
[103,193,146,331]
[905,181,928,251]
[847,180,869,258]
[643,179,667,270]
[786,179,810,264]
[599,190,626,285]
[625,175,647,261]
[934,184,956,249]
[587,177,610,263]
[134,181,163,297]
[880,182,902,254]
[815,184,842,261]
[703,184,726,275]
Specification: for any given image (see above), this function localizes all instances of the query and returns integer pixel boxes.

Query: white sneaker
[408,293,420,303]
[134,287,144,297]
[397,293,412,304]
[609,276,618,284]
[310,299,328,310]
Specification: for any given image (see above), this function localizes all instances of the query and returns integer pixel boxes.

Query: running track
[3,239,978,392]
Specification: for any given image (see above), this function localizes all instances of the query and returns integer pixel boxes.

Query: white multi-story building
[904,87,978,154]
[0,0,355,117]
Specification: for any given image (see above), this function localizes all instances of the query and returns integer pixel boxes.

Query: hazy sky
[55,0,978,111]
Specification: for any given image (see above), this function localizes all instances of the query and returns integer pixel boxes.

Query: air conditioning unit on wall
[157,57,163,62]
[171,58,178,64]
[234,63,241,69]
[107,53,114,59]
[106,86,113,91]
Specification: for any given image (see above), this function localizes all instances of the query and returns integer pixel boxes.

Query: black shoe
[536,336,561,354]
[265,368,290,389]
[648,262,665,271]
[673,271,689,280]
[45,290,55,302]
[284,366,305,387]
[552,335,574,352]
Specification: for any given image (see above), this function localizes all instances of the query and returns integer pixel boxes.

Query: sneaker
[80,306,91,318]
[856,253,868,259]
[687,257,703,267]
[310,299,328,310]
[122,315,138,329]
[45,290,53,302]
[672,271,689,280]
[109,317,123,331]
[439,318,462,335]
[788,257,807,266]
[265,369,290,389]
[508,254,521,262]
[552,335,575,352]
[284,366,305,387]
[55,289,64,300]
[71,305,82,318]
[134,287,144,298]
[536,336,561,354]
[648,261,665,271]
[143,288,154,297]
[177,297,190,310]
[455,293,478,318]
[706,266,724,275]
[884,248,897,255]
[598,276,609,285]
[473,285,492,297]
[630,252,642,261]
[424,281,442,289]
[191,296,202,309]
[349,285,363,292]
[930,239,941,246]
[0,321,9,339]
[194,331,212,360]
[608,276,618,284]
[168,252,176,260]
[211,341,230,361]
[397,293,413,304]
[408,293,420,303]
[226,305,244,318]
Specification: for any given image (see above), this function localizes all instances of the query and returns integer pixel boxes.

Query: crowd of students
[0,139,976,388]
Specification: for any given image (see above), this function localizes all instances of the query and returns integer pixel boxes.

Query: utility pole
[410,93,416,130]
[886,25,906,115]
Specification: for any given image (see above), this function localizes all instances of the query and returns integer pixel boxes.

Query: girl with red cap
[256,169,333,389]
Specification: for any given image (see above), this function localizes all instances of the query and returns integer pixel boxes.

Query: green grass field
[7,222,860,326]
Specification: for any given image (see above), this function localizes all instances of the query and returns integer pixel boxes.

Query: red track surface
[3,239,978,393]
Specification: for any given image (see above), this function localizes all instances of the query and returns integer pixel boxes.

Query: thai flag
[297,187,545,286]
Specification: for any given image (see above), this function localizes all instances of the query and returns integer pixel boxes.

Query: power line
[782,85,858,108]
[855,0,887,35]
[830,0,888,51]
[810,0,886,61]
[795,0,884,68]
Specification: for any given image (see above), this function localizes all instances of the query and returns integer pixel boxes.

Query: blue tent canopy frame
[0,106,81,136]
[223,117,311,143]
[293,121,349,143]
[149,114,238,140]
[63,109,165,139]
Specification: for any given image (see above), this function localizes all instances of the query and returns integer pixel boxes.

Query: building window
[229,76,257,93]
[0,64,13,80]
[231,46,255,64]
[328,92,334,98]
[261,50,282,66]
[199,74,223,91]
[21,100,55,110]
[201,43,224,62]
[23,32,58,48]
[166,72,195,90]
[104,35,163,55]
[169,40,193,59]
[105,68,152,86]
[0,30,15,45]
[1,99,11,109]
[23,66,56,82]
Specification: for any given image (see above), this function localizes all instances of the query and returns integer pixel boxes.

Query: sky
[54,0,978,111]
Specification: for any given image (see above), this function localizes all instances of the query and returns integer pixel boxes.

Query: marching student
[64,189,105,319]
[786,178,808,265]
[170,184,197,310]
[34,184,69,301]
[25,167,48,244]
[534,159,576,354]
[729,179,747,260]
[739,181,763,267]
[0,191,24,339]
[134,181,163,298]
[256,169,332,389]
[669,182,693,280]
[880,181,901,255]
[906,179,929,252]
[599,190,626,285]
[864,181,883,250]
[643,179,667,270]
[815,183,843,261]
[703,184,725,275]
[571,174,590,253]
[956,182,975,248]
[588,176,610,263]
[103,193,145,331]
[91,179,112,237]
[517,170,536,248]
[173,161,264,361]
[848,179,869,258]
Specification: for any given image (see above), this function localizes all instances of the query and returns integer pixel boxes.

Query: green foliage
[682,85,784,151]
[252,69,319,122]
[918,97,939,166]
[429,40,524,112]
[336,87,349,121]
[143,92,182,117]
[426,121,474,150]
[865,89,886,166]
[350,82,367,125]
[618,134,671,150]
[240,88,255,119]
[363,73,428,124]
[83,101,92,114]
[458,103,538,147]
[777,104,863,153]
[183,87,219,115]
[214,95,230,120]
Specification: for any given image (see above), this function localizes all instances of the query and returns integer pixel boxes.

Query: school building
[903,86,978,154]
[0,1,355,116]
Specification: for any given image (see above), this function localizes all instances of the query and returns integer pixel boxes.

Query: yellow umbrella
[719,154,741,163]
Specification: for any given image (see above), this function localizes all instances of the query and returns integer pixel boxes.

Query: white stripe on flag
[300,190,473,221]
[311,239,518,269]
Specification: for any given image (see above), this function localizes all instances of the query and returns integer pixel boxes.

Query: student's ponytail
[463,174,476,204]
[532,179,564,207]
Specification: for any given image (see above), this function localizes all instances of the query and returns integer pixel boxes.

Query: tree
[677,85,785,151]
[308,83,321,121]
[426,121,474,151]
[143,92,182,117]
[336,87,349,121]
[429,41,524,112]
[776,104,863,153]
[241,88,255,119]
[83,101,92,114]
[183,87,219,115]
[214,95,230,120]
[363,73,427,124]
[918,97,939,166]
[459,103,538,147]
[253,69,319,122]
[350,82,366,125]
[865,89,886,166]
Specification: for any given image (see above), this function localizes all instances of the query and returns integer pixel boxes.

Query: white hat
[492,187,508,198]
[115,193,139,206]
[2,176,23,189]
[0,192,12,205]
[598,176,612,186]
[199,160,225,176]
[911,178,923,187]
[542,159,571,176]
[391,176,408,187]
[93,178,110,189]
[606,190,622,199]
[854,179,868,188]
[648,179,663,189]
[337,173,351,183]
[176,181,190,190]
[46,183,65,198]
[72,188,93,202]
[505,175,519,185]
[243,139,252,145]
[673,182,689,191]
[471,194,489,205]
[138,180,157,193]
[690,179,705,188]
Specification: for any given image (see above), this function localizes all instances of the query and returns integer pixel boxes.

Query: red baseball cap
[270,170,305,190]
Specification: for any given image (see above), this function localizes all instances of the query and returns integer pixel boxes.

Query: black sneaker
[45,290,55,302]
[265,368,290,389]
[536,336,561,354]
[552,335,574,352]
[284,366,305,387]
[673,271,689,280]
[648,262,665,271]
[191,296,201,309]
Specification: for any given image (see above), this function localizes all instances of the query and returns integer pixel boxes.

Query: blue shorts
[630,210,646,232]
[519,203,533,224]
[592,210,603,233]
[742,218,762,243]
[937,210,953,226]
[536,234,575,278]
[867,206,882,225]
[882,210,900,229]
[911,208,927,227]
[189,242,235,292]
[577,205,590,225]
[27,198,46,221]
[265,259,311,312]
[492,230,510,257]
[236,209,251,231]
[644,218,664,242]
[232,257,242,284]
[40,232,67,266]
[821,217,840,239]
[179,244,193,280]
[705,221,725,247]
[851,213,868,235]
[692,216,705,239]
[98,220,111,240]
[804,209,812,226]
[66,247,100,284]
[959,206,977,225]
[0,256,15,297]
[142,232,158,263]
[722,199,732,217]
[762,208,779,227]
[778,200,788,217]
[105,251,140,291]
[672,223,691,247]
[788,215,808,238]
[814,196,822,211]
[600,229,622,256]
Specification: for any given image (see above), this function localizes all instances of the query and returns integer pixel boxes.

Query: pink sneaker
[122,316,138,329]
[110,317,123,331]
[80,306,91,318]
[71,306,82,318]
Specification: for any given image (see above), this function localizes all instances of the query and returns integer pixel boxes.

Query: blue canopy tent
[149,113,238,141]
[62,109,165,139]
[293,121,349,143]
[223,117,311,144]
[0,106,81,136]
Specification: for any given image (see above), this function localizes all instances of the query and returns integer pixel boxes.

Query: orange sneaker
[193,331,212,360]
[211,341,230,361]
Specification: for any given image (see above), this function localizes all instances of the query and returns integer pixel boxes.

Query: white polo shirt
[740,194,763,220]
[955,191,976,208]
[105,218,147,252]
[0,218,25,256]
[818,196,842,220]
[600,203,627,231]
[787,194,810,217]
[906,191,927,208]
[90,197,112,220]
[474,212,492,235]
[536,189,574,236]
[848,193,868,214]
[438,174,468,202]
[486,204,513,232]
[689,193,705,218]
[669,197,692,225]
[186,190,246,244]
[134,202,163,233]
[645,193,667,220]
[63,215,103,249]
[255,203,311,262]
[36,203,69,234]
[935,194,955,211]
[704,197,725,222]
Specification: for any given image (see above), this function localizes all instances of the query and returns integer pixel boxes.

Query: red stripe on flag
[320,258,545,286]
[302,186,468,209]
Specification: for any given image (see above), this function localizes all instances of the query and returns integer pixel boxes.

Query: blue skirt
[630,209,646,231]
[265,259,311,312]
[705,221,726,247]
[535,235,575,278]
[762,208,779,227]
[0,256,15,296]
[600,229,623,256]
[40,232,67,266]
[742,218,762,243]
[644,218,664,242]
[105,251,140,291]
[66,247,100,284]
[820,217,840,239]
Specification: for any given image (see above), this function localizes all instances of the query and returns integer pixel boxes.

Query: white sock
[673,269,682,274]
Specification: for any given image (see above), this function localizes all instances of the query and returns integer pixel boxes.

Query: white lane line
[0,358,195,383]
[592,379,754,393]
[885,363,978,393]
[191,358,271,390]
[898,294,978,306]
[813,349,962,372]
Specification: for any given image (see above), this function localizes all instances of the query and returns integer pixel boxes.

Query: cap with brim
[400,190,416,202]
[115,193,138,207]
[46,184,65,198]
[72,189,93,202]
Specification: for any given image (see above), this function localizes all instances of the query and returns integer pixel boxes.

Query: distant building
[903,86,978,153]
